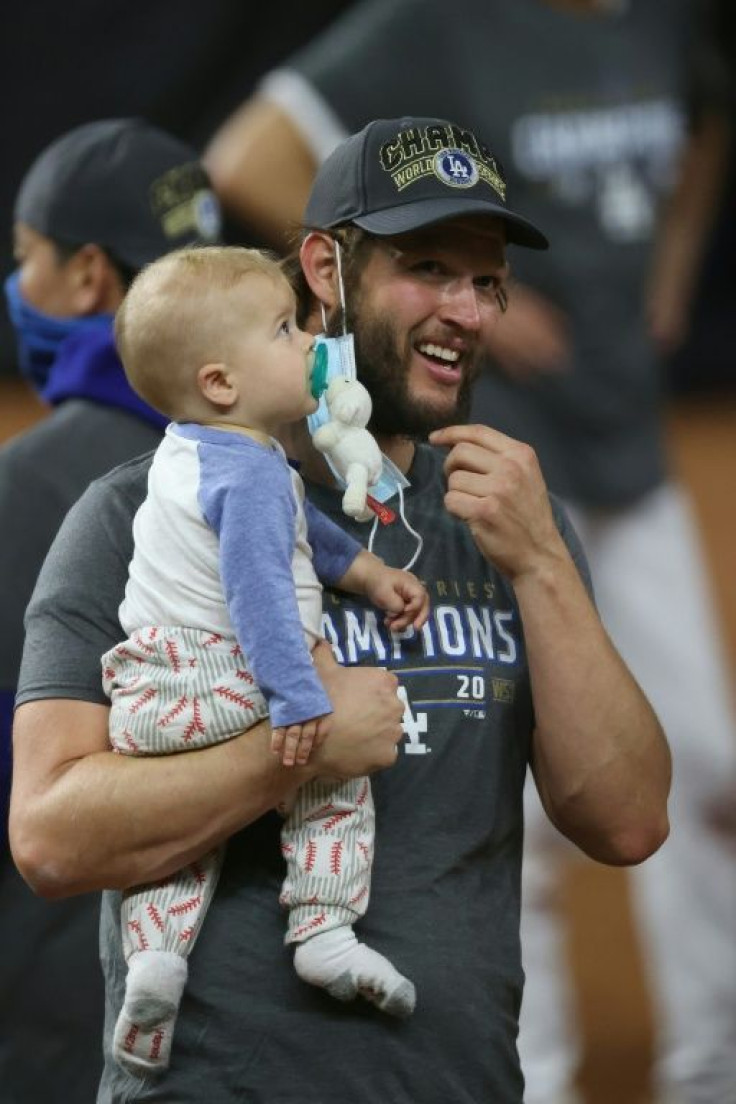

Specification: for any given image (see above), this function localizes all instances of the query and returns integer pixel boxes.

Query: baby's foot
[112,950,188,1076]
[294,926,415,1018]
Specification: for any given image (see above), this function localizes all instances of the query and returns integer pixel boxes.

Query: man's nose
[438,278,482,331]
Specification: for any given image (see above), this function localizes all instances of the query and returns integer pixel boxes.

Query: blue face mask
[307,331,410,506]
[3,270,113,392]
[306,235,411,510]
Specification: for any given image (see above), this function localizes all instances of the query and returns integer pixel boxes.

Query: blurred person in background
[0,0,355,379]
[0,117,221,1104]
[204,2,736,1103]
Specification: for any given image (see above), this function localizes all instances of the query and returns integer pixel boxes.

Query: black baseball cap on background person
[305,116,548,250]
[14,118,222,270]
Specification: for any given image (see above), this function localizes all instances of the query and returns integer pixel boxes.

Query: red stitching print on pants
[164,637,181,673]
[132,631,157,656]
[123,1024,139,1053]
[128,919,149,951]
[122,731,140,754]
[146,903,164,931]
[304,841,317,873]
[292,912,328,940]
[149,1029,164,1060]
[304,803,335,823]
[129,687,157,715]
[168,895,202,917]
[330,840,343,874]
[321,810,352,833]
[213,685,255,710]
[349,886,369,908]
[183,697,205,742]
[157,696,188,728]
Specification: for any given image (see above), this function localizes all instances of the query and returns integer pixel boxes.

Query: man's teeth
[418,343,460,364]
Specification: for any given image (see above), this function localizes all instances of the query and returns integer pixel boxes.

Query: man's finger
[430,423,514,453]
[444,488,484,523]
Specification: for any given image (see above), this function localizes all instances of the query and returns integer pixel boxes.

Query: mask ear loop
[334,239,348,336]
[319,239,347,336]
[366,483,423,573]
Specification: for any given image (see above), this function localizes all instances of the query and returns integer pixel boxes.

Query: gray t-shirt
[286,0,708,506]
[18,444,591,1104]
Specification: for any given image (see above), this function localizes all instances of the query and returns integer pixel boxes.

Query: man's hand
[486,283,571,381]
[429,424,569,582]
[310,641,404,776]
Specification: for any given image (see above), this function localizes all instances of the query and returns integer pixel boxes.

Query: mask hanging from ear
[305,240,422,571]
[305,241,410,507]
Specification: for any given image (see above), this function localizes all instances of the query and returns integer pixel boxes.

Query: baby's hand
[271,714,331,767]
[367,567,429,632]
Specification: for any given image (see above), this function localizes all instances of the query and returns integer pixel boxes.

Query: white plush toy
[312,377,383,522]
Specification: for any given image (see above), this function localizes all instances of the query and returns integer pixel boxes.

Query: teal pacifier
[310,342,329,399]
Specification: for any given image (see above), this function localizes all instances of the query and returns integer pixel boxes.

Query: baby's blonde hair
[115,245,287,420]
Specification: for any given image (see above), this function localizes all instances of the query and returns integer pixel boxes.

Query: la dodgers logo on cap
[434,149,479,189]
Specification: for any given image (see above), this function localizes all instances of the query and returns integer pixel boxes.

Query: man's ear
[299,231,339,312]
[68,244,126,314]
[197,362,237,407]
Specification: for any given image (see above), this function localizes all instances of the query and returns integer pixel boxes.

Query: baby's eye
[278,319,291,336]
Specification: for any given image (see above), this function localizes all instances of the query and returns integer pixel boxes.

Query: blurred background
[1,3,734,1102]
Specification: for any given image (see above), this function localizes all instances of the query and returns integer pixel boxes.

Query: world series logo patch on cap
[434,149,479,189]
[379,123,506,200]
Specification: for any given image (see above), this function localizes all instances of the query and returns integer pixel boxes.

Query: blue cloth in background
[43,327,167,429]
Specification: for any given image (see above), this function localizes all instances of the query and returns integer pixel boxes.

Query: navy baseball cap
[305,116,548,250]
[15,118,222,270]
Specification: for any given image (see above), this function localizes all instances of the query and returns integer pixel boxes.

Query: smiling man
[10,116,671,1104]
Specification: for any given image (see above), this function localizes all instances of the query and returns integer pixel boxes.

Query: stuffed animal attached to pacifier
[312,377,383,522]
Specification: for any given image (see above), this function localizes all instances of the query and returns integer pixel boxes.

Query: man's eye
[412,260,444,276]
[473,276,508,312]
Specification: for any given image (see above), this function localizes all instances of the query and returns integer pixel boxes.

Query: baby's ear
[198,362,237,407]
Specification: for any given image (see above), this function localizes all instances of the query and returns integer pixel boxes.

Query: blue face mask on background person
[3,270,114,391]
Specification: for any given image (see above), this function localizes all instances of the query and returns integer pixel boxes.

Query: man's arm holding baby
[10,644,402,899]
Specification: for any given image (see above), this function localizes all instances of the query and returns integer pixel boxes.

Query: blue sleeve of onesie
[303,497,361,585]
[198,438,332,729]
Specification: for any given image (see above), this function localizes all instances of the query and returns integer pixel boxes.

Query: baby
[103,246,428,1076]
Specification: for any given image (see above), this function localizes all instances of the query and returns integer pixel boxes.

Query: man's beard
[343,295,480,438]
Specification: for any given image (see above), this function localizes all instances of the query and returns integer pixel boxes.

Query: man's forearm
[10,700,301,897]
[204,98,317,250]
[11,660,403,898]
[515,554,671,865]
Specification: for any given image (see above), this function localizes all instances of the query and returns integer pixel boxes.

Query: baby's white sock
[293,926,416,1018]
[112,950,188,1077]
